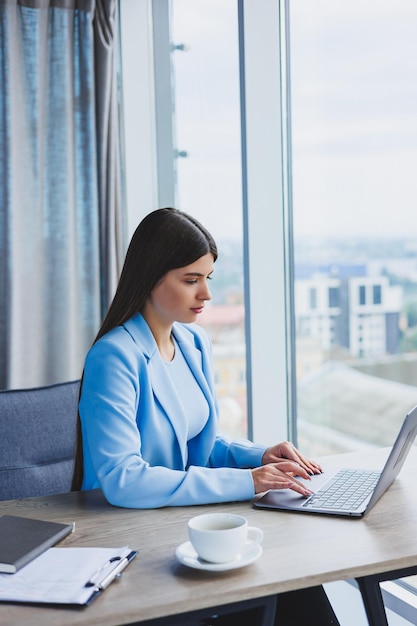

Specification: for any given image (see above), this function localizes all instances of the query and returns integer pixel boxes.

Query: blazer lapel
[173,323,213,401]
[123,314,189,465]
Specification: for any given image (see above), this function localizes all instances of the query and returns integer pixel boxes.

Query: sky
[171,0,417,242]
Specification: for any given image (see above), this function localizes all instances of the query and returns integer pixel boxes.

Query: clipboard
[0,545,137,606]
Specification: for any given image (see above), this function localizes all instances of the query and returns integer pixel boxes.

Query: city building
[295,264,402,359]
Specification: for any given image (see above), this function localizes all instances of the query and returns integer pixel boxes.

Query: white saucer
[175,540,262,572]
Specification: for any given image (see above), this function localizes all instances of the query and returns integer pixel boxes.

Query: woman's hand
[251,462,314,496]
[262,441,322,476]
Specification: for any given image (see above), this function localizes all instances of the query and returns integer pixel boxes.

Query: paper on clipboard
[0,545,136,605]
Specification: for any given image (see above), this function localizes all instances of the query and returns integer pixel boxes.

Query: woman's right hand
[251,461,315,497]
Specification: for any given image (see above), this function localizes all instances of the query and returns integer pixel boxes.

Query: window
[309,288,317,309]
[328,287,339,308]
[120,0,290,447]
[291,0,417,454]
[169,0,247,440]
[169,0,291,444]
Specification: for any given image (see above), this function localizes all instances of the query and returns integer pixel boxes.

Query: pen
[85,555,122,587]
[85,551,137,590]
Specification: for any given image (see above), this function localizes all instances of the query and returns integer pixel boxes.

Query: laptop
[254,405,417,517]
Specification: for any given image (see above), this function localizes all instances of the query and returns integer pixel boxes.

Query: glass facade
[290,0,417,458]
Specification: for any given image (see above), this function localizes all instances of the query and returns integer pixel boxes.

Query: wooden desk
[1,448,417,626]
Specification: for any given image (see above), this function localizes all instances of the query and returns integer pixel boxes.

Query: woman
[72,208,339,624]
[72,207,319,505]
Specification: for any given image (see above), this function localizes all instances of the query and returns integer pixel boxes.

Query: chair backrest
[0,380,80,501]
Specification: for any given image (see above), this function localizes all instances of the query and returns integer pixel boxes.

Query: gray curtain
[0,0,125,389]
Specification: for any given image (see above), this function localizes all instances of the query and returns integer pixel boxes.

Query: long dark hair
[71,208,218,490]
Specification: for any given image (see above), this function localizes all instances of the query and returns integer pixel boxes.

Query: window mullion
[239,0,295,444]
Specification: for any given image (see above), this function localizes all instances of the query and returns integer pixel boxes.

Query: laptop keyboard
[302,468,381,511]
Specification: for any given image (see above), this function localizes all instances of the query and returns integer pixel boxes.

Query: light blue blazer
[79,313,266,508]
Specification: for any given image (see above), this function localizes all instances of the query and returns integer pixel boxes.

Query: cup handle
[247,526,263,546]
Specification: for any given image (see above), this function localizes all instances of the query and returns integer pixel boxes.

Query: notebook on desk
[255,404,417,517]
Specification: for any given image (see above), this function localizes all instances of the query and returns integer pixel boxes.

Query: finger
[287,477,315,497]
[272,461,311,479]
[280,443,323,473]
[280,450,322,475]
[297,456,323,475]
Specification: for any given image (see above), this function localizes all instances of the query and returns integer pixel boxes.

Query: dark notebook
[0,515,74,573]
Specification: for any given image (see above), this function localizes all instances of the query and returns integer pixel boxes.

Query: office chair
[0,380,80,500]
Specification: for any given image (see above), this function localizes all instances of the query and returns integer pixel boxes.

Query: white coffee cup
[187,512,263,564]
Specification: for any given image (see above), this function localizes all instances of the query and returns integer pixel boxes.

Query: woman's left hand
[262,441,322,477]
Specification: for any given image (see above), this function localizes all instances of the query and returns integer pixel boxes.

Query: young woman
[72,207,319,505]
[72,207,340,625]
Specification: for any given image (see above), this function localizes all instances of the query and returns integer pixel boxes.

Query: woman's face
[147,253,214,325]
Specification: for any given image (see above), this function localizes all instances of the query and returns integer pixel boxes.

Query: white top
[165,338,209,440]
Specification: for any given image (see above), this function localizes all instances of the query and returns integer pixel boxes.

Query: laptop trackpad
[255,468,338,509]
